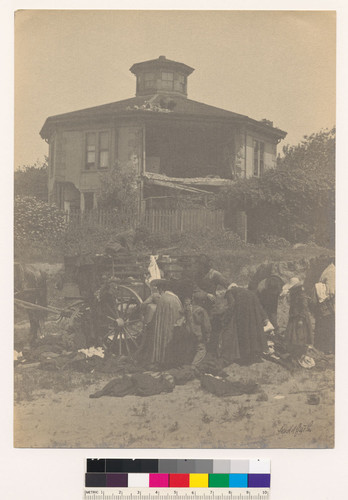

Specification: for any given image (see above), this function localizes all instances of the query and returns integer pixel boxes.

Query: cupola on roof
[130,55,195,98]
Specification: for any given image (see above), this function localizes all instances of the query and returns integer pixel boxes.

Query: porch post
[93,192,98,209]
[236,210,248,243]
[80,192,85,213]
[138,124,146,221]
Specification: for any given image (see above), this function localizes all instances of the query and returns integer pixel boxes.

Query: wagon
[60,251,201,355]
[58,252,150,356]
[15,251,202,355]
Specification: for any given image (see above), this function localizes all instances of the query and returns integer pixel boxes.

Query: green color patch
[208,474,230,487]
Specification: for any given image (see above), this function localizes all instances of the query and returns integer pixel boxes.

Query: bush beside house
[219,128,335,247]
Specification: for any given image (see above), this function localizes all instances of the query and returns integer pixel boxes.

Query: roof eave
[130,60,194,76]
[40,108,287,141]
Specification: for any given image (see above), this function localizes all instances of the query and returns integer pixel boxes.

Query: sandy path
[14,361,334,449]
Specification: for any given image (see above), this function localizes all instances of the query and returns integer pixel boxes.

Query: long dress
[222,287,267,365]
[311,286,335,354]
[285,285,313,355]
[151,291,184,365]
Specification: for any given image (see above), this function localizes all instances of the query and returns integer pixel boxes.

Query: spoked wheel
[102,285,144,357]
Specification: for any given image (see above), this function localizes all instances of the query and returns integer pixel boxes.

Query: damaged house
[40,55,286,236]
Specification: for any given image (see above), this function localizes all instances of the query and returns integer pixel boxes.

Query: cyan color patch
[229,474,248,487]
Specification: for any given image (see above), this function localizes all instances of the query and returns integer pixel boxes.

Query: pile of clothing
[89,371,175,398]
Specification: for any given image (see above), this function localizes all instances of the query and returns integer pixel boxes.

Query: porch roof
[143,172,234,193]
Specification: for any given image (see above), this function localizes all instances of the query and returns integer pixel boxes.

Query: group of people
[136,255,335,371]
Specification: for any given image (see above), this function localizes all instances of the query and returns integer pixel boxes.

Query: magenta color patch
[149,474,169,487]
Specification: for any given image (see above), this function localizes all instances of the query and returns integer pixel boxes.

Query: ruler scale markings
[84,490,269,499]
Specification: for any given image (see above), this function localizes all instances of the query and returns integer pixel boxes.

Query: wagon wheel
[102,285,144,357]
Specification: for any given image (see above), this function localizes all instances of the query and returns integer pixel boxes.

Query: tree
[14,157,48,201]
[97,161,139,217]
[278,127,335,176]
[220,127,335,247]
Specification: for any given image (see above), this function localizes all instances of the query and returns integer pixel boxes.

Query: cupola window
[161,71,174,90]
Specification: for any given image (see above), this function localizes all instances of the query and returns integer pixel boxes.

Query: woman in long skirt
[283,278,313,357]
[222,285,268,365]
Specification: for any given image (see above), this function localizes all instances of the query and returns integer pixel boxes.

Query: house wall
[48,122,144,208]
[47,115,281,211]
[245,132,277,178]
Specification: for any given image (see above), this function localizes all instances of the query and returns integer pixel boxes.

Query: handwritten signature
[277,421,314,437]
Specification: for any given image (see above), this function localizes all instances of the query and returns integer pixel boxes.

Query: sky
[14,10,336,168]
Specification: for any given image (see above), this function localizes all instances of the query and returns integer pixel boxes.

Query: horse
[14,262,48,345]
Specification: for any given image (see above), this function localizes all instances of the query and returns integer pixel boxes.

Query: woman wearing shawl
[222,284,268,365]
[150,280,185,367]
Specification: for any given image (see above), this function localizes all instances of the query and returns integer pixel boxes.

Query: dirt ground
[14,324,334,449]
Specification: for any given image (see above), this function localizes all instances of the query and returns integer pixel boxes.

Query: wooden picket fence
[144,208,225,233]
[64,207,225,233]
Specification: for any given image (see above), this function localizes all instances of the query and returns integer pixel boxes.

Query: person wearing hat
[282,277,313,358]
[191,254,231,355]
[192,255,230,306]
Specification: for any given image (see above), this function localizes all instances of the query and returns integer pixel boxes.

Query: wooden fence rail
[64,207,225,233]
[143,208,225,233]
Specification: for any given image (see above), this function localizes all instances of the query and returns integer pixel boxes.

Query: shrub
[133,226,247,254]
[259,234,291,248]
[14,196,65,243]
[219,128,335,247]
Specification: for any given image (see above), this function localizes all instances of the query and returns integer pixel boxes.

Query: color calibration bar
[85,459,271,489]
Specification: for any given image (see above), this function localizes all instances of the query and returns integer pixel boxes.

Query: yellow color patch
[189,474,209,488]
